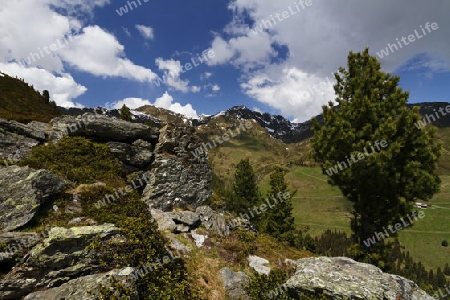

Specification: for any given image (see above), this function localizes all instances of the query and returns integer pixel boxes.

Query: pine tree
[228,158,261,223]
[260,166,295,239]
[311,48,441,257]
[42,90,50,102]
[120,104,132,122]
[436,267,447,287]
[444,263,450,276]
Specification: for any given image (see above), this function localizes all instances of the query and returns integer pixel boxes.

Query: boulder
[191,230,207,248]
[168,211,201,227]
[196,205,229,236]
[248,255,271,275]
[107,140,154,168]
[220,267,250,300]
[0,118,48,141]
[49,113,159,143]
[0,166,66,232]
[151,209,177,232]
[23,267,139,300]
[284,256,434,300]
[0,224,123,299]
[142,124,212,211]
[0,130,39,166]
[0,232,39,264]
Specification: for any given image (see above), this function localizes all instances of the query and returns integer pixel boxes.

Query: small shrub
[442,240,448,247]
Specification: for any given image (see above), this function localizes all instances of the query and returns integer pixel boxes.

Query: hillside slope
[0,72,60,123]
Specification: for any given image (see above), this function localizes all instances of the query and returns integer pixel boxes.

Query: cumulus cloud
[208,0,450,121]
[0,0,159,107]
[135,25,154,40]
[114,92,198,118]
[155,58,197,93]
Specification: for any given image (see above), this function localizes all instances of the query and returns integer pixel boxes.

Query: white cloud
[60,26,158,82]
[208,0,450,121]
[114,92,198,118]
[212,84,221,91]
[135,24,154,40]
[113,98,152,109]
[191,86,201,93]
[201,72,213,80]
[122,27,131,37]
[0,62,86,108]
[0,0,159,108]
[155,58,193,93]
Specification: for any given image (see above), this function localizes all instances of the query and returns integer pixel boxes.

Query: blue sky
[1,0,449,121]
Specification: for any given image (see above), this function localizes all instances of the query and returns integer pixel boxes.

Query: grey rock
[248,255,271,275]
[174,224,190,233]
[0,166,66,232]
[142,124,212,211]
[191,230,207,248]
[0,130,39,166]
[0,118,48,141]
[0,224,123,299]
[23,267,139,300]
[220,267,250,300]
[49,113,159,143]
[196,205,230,236]
[167,234,192,256]
[168,211,201,227]
[151,209,177,232]
[107,140,154,168]
[0,232,39,263]
[285,256,434,300]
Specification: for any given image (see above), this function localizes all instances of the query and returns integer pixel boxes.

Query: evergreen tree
[120,104,132,121]
[311,48,441,258]
[42,90,50,102]
[444,263,450,276]
[260,166,295,239]
[228,158,261,223]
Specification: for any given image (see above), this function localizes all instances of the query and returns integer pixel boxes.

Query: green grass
[0,72,60,123]
[264,166,450,272]
[259,166,352,237]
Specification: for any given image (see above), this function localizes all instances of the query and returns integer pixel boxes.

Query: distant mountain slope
[0,72,60,123]
[193,106,321,143]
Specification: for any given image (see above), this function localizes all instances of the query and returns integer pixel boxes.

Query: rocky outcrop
[23,267,139,300]
[220,267,250,300]
[49,113,159,143]
[0,166,66,232]
[0,130,39,165]
[0,118,48,141]
[142,124,212,211]
[0,224,122,299]
[284,256,434,300]
[0,232,39,264]
[107,139,154,169]
[196,205,230,236]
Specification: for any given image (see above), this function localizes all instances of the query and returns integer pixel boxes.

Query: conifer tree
[228,158,261,223]
[120,104,132,121]
[42,90,50,102]
[261,166,295,239]
[311,48,441,257]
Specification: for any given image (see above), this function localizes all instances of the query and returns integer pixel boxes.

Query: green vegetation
[19,135,201,299]
[311,48,441,262]
[227,158,262,225]
[0,72,60,123]
[260,166,296,240]
[120,104,132,122]
[20,136,124,186]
